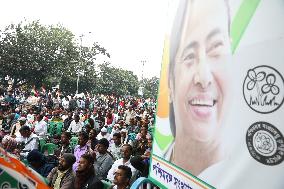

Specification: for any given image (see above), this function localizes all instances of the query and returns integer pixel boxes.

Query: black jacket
[81,174,104,189]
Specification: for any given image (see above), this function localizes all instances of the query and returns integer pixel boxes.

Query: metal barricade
[131,177,159,189]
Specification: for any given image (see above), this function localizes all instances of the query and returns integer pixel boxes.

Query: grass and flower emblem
[247,69,280,100]
[244,66,283,113]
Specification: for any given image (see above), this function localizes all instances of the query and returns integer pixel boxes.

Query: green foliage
[0,20,158,97]
[0,20,78,88]
[140,76,159,99]
[94,62,139,96]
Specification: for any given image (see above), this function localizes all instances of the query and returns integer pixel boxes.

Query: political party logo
[246,121,284,166]
[1,182,14,189]
[243,65,284,114]
[18,177,36,189]
[18,182,29,189]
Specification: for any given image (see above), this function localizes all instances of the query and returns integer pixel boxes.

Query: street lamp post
[141,60,146,81]
[138,60,146,97]
[76,32,91,94]
[76,73,80,94]
[76,70,84,94]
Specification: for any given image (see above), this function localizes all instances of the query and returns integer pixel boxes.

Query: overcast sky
[0,0,169,79]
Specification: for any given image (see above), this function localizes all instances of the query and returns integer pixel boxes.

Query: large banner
[0,147,50,189]
[150,0,284,188]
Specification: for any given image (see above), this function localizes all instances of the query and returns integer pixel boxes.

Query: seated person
[120,129,133,146]
[16,126,39,159]
[97,127,110,141]
[130,137,152,177]
[34,114,48,139]
[126,118,136,134]
[135,126,151,140]
[84,123,93,133]
[47,153,76,189]
[1,135,18,154]
[63,112,73,131]
[3,113,17,134]
[55,132,73,157]
[110,165,132,189]
[67,114,83,134]
[132,127,149,156]
[51,134,61,146]
[109,132,122,160]
[27,149,56,177]
[94,138,113,180]
[73,131,92,171]
[107,144,137,183]
[10,117,24,137]
[75,154,103,189]
[87,128,98,151]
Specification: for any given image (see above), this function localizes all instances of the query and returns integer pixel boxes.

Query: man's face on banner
[170,0,232,142]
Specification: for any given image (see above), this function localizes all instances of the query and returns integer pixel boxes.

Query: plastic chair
[101,180,113,189]
[55,122,63,135]
[70,137,78,148]
[130,177,158,189]
[39,138,46,152]
[48,122,56,135]
[48,121,63,136]
[42,143,58,155]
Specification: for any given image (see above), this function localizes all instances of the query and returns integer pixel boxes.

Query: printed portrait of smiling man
[165,0,233,176]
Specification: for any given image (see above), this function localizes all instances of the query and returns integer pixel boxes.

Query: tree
[60,43,110,94]
[0,20,79,88]
[0,20,158,97]
[0,20,112,94]
[140,76,159,99]
[93,62,139,96]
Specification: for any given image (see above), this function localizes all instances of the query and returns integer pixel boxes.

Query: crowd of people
[0,87,156,189]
